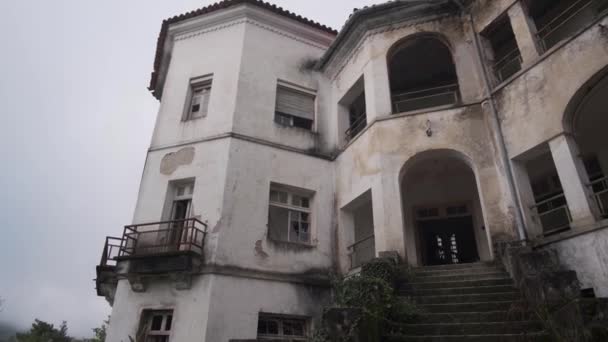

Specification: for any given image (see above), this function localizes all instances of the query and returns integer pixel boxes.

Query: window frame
[274,80,317,131]
[257,313,309,341]
[140,310,173,342]
[268,184,314,245]
[183,75,213,122]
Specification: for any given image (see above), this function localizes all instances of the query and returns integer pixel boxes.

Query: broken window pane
[151,315,163,331]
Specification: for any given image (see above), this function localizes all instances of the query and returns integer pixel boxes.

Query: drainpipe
[451,0,528,241]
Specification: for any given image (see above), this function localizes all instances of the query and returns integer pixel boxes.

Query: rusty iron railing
[99,236,122,267]
[347,234,375,269]
[392,84,459,114]
[493,48,523,83]
[344,114,367,142]
[588,176,608,217]
[530,193,572,235]
[99,218,208,267]
[536,0,608,52]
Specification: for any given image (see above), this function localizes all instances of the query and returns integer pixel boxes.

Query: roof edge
[149,0,338,99]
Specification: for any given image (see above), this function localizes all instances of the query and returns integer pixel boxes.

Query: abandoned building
[95,0,608,340]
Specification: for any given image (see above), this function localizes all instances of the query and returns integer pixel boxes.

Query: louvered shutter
[275,86,315,120]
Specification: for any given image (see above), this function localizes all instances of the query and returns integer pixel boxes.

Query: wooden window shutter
[275,86,315,120]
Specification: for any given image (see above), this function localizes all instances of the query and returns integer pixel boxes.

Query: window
[184,76,212,121]
[139,310,173,342]
[257,314,308,341]
[275,83,315,130]
[268,185,312,244]
[168,181,194,222]
[482,15,522,83]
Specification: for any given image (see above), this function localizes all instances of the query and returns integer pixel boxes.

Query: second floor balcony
[96,218,208,295]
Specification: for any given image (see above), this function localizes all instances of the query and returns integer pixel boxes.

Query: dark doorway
[418,216,479,266]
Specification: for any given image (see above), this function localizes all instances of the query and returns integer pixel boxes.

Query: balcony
[493,49,523,83]
[589,176,608,218]
[344,114,367,142]
[535,0,608,52]
[530,193,572,236]
[96,218,208,295]
[391,84,459,114]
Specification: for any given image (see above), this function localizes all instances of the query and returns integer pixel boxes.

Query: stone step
[419,301,527,313]
[383,332,551,342]
[408,262,497,271]
[413,292,521,305]
[405,278,514,290]
[399,321,544,336]
[400,284,518,296]
[416,310,536,324]
[410,266,506,277]
[409,272,510,283]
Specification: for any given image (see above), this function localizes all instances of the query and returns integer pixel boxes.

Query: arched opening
[400,150,491,266]
[568,71,608,218]
[388,35,460,114]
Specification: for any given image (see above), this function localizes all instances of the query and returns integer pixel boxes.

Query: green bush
[361,258,398,285]
[334,275,394,317]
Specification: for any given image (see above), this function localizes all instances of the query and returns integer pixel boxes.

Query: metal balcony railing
[347,234,375,269]
[493,49,523,83]
[99,236,122,267]
[344,114,367,142]
[588,176,608,217]
[392,84,459,114]
[530,193,572,235]
[99,218,208,267]
[536,0,608,52]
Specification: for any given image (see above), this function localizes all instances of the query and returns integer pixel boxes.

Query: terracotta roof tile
[149,0,338,98]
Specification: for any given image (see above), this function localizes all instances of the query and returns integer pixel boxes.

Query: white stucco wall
[104,2,608,340]
[106,277,214,342]
[214,138,335,273]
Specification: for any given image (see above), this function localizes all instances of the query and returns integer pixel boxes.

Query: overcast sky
[0,0,383,338]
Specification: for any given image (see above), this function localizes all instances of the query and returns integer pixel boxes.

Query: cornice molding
[327,12,454,80]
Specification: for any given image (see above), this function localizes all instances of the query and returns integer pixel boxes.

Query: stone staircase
[386,262,551,341]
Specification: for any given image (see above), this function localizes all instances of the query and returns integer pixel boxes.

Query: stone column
[508,2,541,65]
[363,48,393,122]
[549,134,601,227]
[512,160,544,238]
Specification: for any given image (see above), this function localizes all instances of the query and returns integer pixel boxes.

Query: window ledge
[533,218,608,248]
[273,122,317,134]
[391,103,458,117]
[267,238,317,250]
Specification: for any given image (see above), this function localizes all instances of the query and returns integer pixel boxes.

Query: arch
[398,149,492,266]
[563,64,608,134]
[387,33,460,114]
[562,65,608,219]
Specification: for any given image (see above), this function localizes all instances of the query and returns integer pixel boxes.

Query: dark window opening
[257,314,308,341]
[389,36,460,113]
[482,15,522,83]
[346,91,367,141]
[139,310,173,342]
[274,112,313,130]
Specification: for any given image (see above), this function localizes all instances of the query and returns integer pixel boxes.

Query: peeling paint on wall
[160,147,195,175]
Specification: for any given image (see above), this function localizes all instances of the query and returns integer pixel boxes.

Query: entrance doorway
[400,151,491,266]
[417,212,479,266]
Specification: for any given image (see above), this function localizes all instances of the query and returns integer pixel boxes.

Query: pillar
[363,46,392,122]
[508,1,541,65]
[512,160,544,238]
[549,134,601,227]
